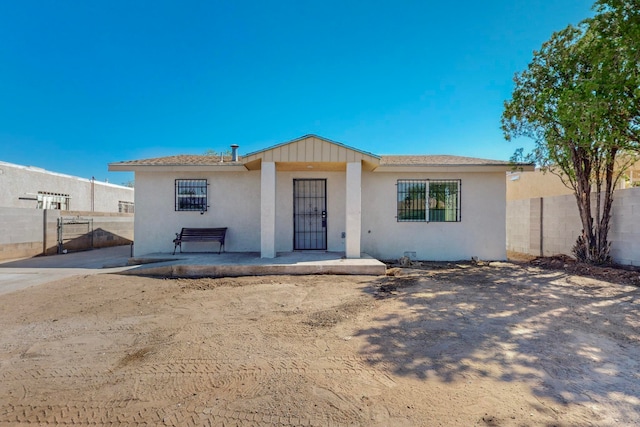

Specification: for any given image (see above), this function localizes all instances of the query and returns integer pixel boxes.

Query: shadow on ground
[357,262,640,421]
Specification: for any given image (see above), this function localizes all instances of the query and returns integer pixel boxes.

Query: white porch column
[345,161,362,258]
[261,161,276,258]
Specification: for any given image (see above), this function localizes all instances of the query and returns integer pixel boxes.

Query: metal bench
[172,227,227,255]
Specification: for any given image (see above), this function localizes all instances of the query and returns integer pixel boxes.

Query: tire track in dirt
[0,403,367,426]
[0,403,348,426]
[1,356,395,425]
[2,356,394,382]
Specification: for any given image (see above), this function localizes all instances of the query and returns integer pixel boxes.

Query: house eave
[108,163,249,172]
[373,164,535,173]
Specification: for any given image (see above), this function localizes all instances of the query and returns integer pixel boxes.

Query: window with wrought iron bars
[175,179,208,211]
[397,179,461,222]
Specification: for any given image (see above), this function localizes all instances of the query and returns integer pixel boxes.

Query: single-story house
[109,135,532,260]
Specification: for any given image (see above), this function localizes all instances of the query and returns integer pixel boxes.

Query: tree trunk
[571,146,595,262]
[595,150,616,264]
[571,146,616,265]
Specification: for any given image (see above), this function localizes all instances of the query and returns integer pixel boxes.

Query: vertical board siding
[243,137,380,165]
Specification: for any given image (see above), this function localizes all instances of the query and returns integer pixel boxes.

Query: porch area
[128,250,386,277]
[0,246,386,296]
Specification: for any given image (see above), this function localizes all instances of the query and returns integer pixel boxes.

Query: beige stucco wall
[361,171,507,261]
[0,161,133,212]
[506,170,573,201]
[507,163,640,201]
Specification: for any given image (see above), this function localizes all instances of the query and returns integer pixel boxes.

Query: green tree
[502,0,640,264]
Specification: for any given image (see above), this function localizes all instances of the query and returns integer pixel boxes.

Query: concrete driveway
[0,246,135,296]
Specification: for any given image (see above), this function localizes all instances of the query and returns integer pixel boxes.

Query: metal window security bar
[37,191,70,210]
[397,179,461,222]
[397,180,427,221]
[175,179,208,211]
[429,180,461,222]
[293,179,327,250]
[118,201,135,213]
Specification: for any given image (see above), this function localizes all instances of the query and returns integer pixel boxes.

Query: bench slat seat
[173,227,227,254]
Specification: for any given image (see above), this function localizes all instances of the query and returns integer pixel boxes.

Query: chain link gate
[57,217,94,254]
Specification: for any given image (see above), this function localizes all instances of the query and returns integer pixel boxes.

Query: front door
[293,179,327,250]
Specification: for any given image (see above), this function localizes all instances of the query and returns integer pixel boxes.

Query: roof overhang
[374,164,535,173]
[107,135,532,175]
[108,163,248,172]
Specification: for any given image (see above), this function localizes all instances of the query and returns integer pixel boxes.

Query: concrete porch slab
[126,251,387,277]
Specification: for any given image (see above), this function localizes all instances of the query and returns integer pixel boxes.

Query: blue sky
[0,0,594,184]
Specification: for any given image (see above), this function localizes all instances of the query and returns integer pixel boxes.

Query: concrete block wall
[540,195,581,257]
[70,211,134,249]
[507,187,640,266]
[0,207,45,260]
[529,199,542,256]
[609,187,640,265]
[0,207,134,260]
[44,210,60,255]
[506,198,531,254]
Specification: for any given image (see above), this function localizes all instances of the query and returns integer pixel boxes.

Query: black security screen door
[293,179,327,250]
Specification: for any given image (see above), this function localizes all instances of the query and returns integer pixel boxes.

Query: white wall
[361,171,507,261]
[134,168,509,261]
[135,170,348,255]
[0,161,133,212]
[133,170,261,255]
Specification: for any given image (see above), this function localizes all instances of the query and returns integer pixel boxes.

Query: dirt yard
[1,261,639,426]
